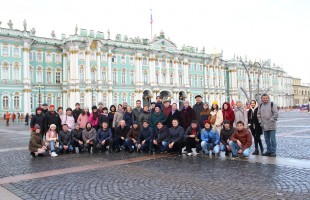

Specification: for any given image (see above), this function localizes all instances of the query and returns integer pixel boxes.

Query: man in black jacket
[193,95,204,123]
[184,120,201,156]
[166,103,182,128]
[30,107,44,137]
[152,121,169,153]
[71,123,84,153]
[114,120,130,152]
[43,104,62,134]
[220,120,235,156]
[138,121,154,153]
[59,124,73,153]
[72,103,83,123]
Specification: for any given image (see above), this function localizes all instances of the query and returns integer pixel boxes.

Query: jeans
[229,141,250,157]
[59,144,73,152]
[49,140,56,152]
[124,138,138,151]
[201,141,220,154]
[150,141,168,152]
[113,137,125,150]
[96,139,112,151]
[220,144,227,151]
[139,140,151,151]
[264,130,276,153]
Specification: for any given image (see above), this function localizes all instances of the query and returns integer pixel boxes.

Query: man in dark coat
[180,101,196,130]
[43,104,62,134]
[72,102,83,123]
[166,103,182,128]
[193,95,204,123]
[30,107,44,137]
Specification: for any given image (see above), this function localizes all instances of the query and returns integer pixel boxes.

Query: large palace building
[0,22,294,115]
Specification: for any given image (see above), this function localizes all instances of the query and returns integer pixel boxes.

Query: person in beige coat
[209,101,223,135]
[112,104,124,128]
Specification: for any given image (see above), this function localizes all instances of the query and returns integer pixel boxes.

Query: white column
[69,48,80,108]
[203,64,208,88]
[221,67,225,89]
[63,92,68,109]
[22,44,31,114]
[173,59,179,86]
[135,56,140,84]
[96,51,102,103]
[108,50,112,84]
[183,60,189,87]
[209,66,214,87]
[166,60,170,85]
[149,56,156,86]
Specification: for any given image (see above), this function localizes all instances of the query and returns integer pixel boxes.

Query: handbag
[210,112,217,125]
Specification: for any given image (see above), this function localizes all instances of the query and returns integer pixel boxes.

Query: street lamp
[35,85,45,107]
[91,87,97,106]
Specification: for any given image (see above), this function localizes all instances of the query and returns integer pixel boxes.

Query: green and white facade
[0,25,294,115]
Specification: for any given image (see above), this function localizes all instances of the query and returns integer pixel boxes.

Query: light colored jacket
[257,101,279,131]
[61,115,75,131]
[112,110,124,128]
[210,109,223,134]
[77,114,89,129]
[233,107,248,128]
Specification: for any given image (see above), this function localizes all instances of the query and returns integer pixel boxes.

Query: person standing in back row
[257,94,279,157]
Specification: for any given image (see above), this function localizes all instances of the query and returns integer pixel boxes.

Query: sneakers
[51,152,58,157]
[231,155,238,159]
[225,151,230,156]
[269,153,277,157]
[262,152,271,156]
[187,152,193,156]
[30,152,36,158]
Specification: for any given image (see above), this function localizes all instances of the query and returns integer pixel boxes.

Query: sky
[1,0,309,82]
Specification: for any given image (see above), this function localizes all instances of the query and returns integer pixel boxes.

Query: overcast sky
[1,0,309,82]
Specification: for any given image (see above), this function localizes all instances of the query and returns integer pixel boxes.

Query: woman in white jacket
[209,100,223,135]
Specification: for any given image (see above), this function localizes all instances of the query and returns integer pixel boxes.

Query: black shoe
[269,153,276,157]
[252,149,259,155]
[262,152,270,156]
[225,151,229,156]
[30,152,35,158]
[116,148,120,153]
[238,153,244,158]
[231,155,238,159]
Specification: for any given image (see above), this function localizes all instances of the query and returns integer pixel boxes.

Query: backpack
[260,102,273,109]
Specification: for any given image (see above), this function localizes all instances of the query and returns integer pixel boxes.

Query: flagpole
[150,9,153,40]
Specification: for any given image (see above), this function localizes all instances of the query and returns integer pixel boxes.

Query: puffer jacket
[29,132,44,152]
[257,101,279,131]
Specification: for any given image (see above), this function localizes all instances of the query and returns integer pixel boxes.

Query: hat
[195,95,202,99]
[42,103,48,106]
[36,107,42,112]
[143,120,149,124]
[223,120,230,124]
[155,105,161,109]
[49,104,55,108]
[92,106,97,110]
[212,101,218,106]
[203,120,211,126]
[66,107,72,111]
[98,102,103,106]
[34,124,41,131]
[50,124,56,129]
[151,102,156,105]
[133,121,139,125]
[84,106,89,110]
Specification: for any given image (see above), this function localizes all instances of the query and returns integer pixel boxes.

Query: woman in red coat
[222,102,235,126]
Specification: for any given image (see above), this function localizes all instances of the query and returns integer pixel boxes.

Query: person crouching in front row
[82,122,97,153]
[29,124,47,157]
[71,123,84,153]
[220,120,235,156]
[125,121,141,153]
[137,120,154,153]
[168,119,185,155]
[114,120,130,152]
[96,121,113,153]
[229,121,252,158]
[59,124,74,153]
[183,120,201,156]
[200,120,220,156]
[45,124,59,157]
[152,121,169,153]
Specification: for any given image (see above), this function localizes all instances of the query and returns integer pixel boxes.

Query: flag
[150,10,153,24]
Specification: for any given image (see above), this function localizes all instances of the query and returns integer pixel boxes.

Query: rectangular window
[80,68,84,82]
[2,46,9,56]
[102,69,107,83]
[13,67,20,80]
[37,53,42,62]
[47,71,52,83]
[56,72,61,84]
[112,71,117,83]
[102,54,107,62]
[13,48,20,57]
[121,71,126,84]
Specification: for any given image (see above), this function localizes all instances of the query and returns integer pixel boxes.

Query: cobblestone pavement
[0,111,309,199]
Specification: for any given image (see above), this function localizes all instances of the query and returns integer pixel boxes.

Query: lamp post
[35,85,44,107]
[91,87,97,106]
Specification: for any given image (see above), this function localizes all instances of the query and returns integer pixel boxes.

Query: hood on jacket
[222,102,232,111]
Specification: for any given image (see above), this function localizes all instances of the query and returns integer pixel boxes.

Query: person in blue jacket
[200,120,220,155]
[96,121,113,152]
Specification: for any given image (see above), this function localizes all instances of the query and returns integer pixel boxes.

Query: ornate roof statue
[23,19,27,31]
[7,20,13,29]
[75,24,78,35]
[202,46,205,53]
[51,30,56,38]
[31,27,36,35]
[0,21,2,27]
[107,29,110,39]
[123,35,128,42]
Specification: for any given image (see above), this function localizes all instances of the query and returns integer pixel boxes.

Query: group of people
[4,112,29,126]
[29,93,279,159]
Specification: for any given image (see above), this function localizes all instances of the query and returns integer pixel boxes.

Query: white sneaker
[51,152,58,157]
[187,152,193,156]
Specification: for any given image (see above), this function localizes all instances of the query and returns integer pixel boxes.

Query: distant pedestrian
[25,113,29,125]
[257,94,279,157]
[17,112,20,123]
[5,111,10,126]
[12,113,16,122]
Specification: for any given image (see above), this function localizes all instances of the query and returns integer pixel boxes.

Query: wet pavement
[0,111,309,200]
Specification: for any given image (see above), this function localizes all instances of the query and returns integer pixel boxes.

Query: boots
[252,148,259,155]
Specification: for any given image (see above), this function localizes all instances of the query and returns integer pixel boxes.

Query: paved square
[0,111,309,200]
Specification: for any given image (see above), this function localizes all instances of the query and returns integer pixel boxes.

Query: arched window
[91,67,96,82]
[102,68,107,83]
[121,55,125,64]
[122,93,127,103]
[46,95,52,106]
[14,96,20,110]
[162,69,166,84]
[102,93,107,107]
[91,52,96,61]
[179,73,183,86]
[189,75,192,86]
[112,55,116,63]
[80,66,85,82]
[46,68,52,83]
[55,54,61,63]
[56,96,61,109]
[37,52,42,62]
[3,96,9,109]
[162,60,166,67]
[13,47,20,57]
[112,68,117,83]
[130,57,134,65]
[156,70,159,84]
[92,95,97,107]
[142,57,148,66]
[36,66,43,82]
[170,73,173,85]
[56,68,61,84]
[30,95,34,110]
[121,69,126,84]
[79,52,84,60]
[13,63,20,81]
[102,54,107,62]
[2,62,9,80]
[130,93,135,107]
[143,69,149,84]
[130,69,135,84]
[113,93,118,106]
[200,75,204,87]
[46,54,52,62]
[2,46,9,56]
[80,93,85,108]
